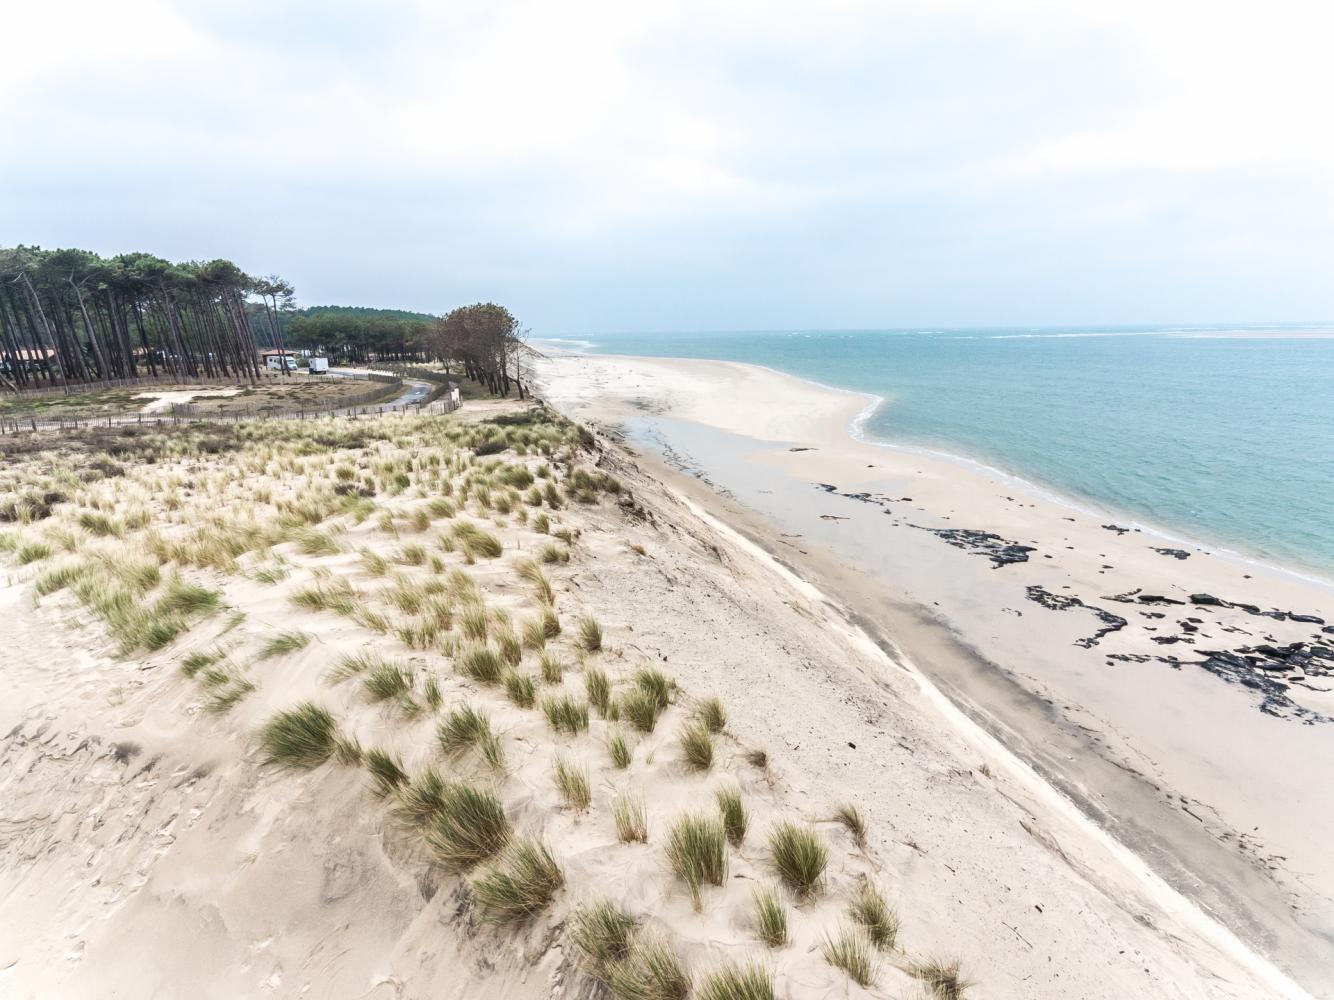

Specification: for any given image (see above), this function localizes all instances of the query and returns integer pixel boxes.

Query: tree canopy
[0,245,276,389]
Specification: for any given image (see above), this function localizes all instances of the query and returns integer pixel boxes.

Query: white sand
[135,388,242,413]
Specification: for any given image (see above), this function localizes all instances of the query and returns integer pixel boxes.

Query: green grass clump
[425,781,511,872]
[697,696,727,734]
[542,694,590,735]
[539,652,564,683]
[365,747,409,797]
[698,961,773,1000]
[607,728,633,769]
[454,522,503,559]
[540,543,569,564]
[752,886,787,947]
[33,560,91,597]
[459,644,503,684]
[835,802,868,848]
[665,814,728,908]
[157,576,221,616]
[362,661,415,702]
[460,604,490,641]
[469,838,564,923]
[578,615,603,652]
[768,822,828,900]
[571,898,638,979]
[606,934,691,1000]
[394,766,446,827]
[257,702,340,769]
[908,957,971,999]
[16,540,53,564]
[585,667,612,716]
[715,785,747,846]
[181,647,224,678]
[497,628,523,667]
[504,670,536,709]
[437,704,505,769]
[620,688,662,734]
[257,629,311,659]
[516,558,554,604]
[424,673,443,710]
[612,789,648,843]
[848,880,899,950]
[633,667,673,708]
[553,753,591,810]
[678,722,714,772]
[822,927,878,988]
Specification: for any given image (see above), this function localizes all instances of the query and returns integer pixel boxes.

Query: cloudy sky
[3,0,1332,332]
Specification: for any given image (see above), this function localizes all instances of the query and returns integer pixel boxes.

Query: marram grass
[752,886,788,948]
[571,898,637,978]
[768,821,828,900]
[697,961,773,1000]
[822,926,878,988]
[425,781,511,872]
[665,813,727,908]
[258,702,340,769]
[469,838,564,923]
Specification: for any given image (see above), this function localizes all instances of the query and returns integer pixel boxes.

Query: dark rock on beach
[921,528,1037,567]
[1025,586,1128,646]
[1152,547,1191,560]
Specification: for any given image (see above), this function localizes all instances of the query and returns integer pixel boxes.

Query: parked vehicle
[308,357,329,374]
[265,355,298,372]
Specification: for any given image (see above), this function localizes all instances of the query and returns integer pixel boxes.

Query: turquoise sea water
[551,327,1334,579]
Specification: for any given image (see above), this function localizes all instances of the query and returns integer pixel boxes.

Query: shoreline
[560,348,1334,593]
[533,350,1334,996]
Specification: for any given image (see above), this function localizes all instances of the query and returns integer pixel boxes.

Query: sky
[2,0,1333,333]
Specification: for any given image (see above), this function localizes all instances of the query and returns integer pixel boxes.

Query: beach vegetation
[425,781,511,872]
[679,722,714,772]
[607,728,633,769]
[697,696,727,733]
[752,886,787,947]
[605,934,691,1000]
[257,629,311,659]
[578,615,603,652]
[469,838,564,923]
[542,694,590,735]
[665,813,727,908]
[697,961,773,1000]
[834,802,868,848]
[908,957,971,999]
[503,670,536,708]
[553,753,592,810]
[612,789,648,843]
[571,898,638,979]
[768,822,827,899]
[365,747,409,797]
[459,644,503,684]
[848,880,899,950]
[822,927,878,987]
[258,702,340,769]
[715,785,747,846]
[540,652,564,683]
[586,666,612,716]
[620,688,662,733]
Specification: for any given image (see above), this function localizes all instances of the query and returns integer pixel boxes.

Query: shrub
[848,880,899,950]
[258,703,339,769]
[553,753,591,810]
[752,886,787,948]
[697,961,773,1000]
[679,722,714,773]
[665,814,727,908]
[469,838,564,923]
[768,822,827,900]
[612,789,648,843]
[822,927,878,988]
[715,785,747,846]
[425,781,511,872]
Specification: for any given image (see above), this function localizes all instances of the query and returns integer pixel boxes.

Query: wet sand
[535,352,1334,996]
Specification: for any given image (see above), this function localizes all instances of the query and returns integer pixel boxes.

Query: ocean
[544,326,1334,580]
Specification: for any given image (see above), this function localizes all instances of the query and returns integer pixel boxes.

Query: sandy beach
[534,351,1334,996]
[0,390,1327,1000]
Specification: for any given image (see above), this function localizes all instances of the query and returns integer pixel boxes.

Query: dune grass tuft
[752,886,788,948]
[459,644,503,685]
[715,785,747,846]
[745,748,769,771]
[586,666,612,717]
[665,813,728,908]
[542,694,590,735]
[607,728,633,769]
[620,688,662,733]
[257,629,311,660]
[516,558,554,605]
[822,926,878,988]
[553,753,592,810]
[460,604,490,641]
[578,615,603,652]
[633,667,673,708]
[606,934,691,1000]
[678,721,714,772]
[539,652,564,683]
[908,957,971,999]
[258,702,340,769]
[394,766,446,827]
[612,789,649,843]
[424,673,443,710]
[697,696,727,734]
[365,747,409,797]
[834,802,868,848]
[571,898,638,978]
[425,781,511,872]
[848,879,899,950]
[469,838,564,923]
[363,661,415,703]
[503,670,536,708]
[768,822,828,899]
[698,961,773,1000]
[437,704,505,769]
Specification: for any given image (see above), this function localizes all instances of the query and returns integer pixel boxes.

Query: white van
[308,357,329,374]
[266,355,298,372]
